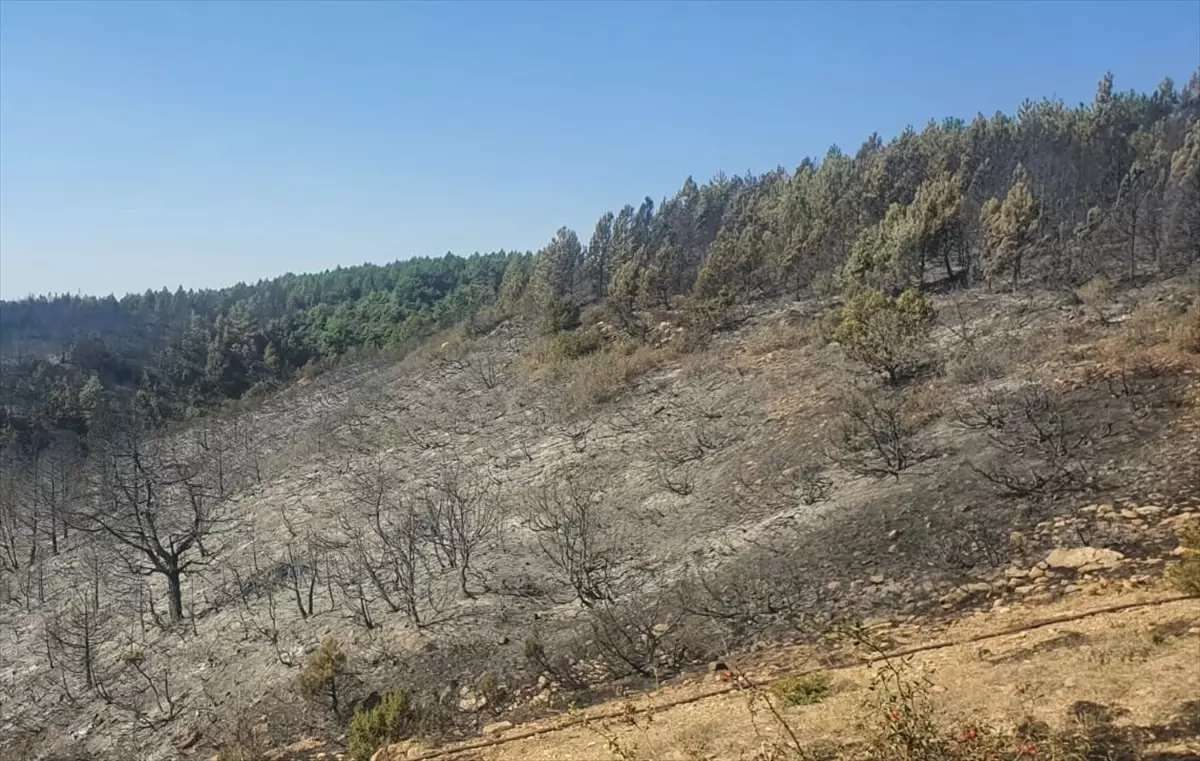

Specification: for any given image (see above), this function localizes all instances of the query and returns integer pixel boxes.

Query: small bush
[1170,297,1200,355]
[1168,519,1200,596]
[830,288,935,385]
[745,318,813,356]
[1075,274,1113,310]
[678,291,737,343]
[563,342,671,408]
[551,327,604,360]
[348,691,416,761]
[769,673,832,706]
[297,637,349,715]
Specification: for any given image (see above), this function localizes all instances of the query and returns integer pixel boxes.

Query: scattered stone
[826,580,842,592]
[1004,568,1029,580]
[1028,567,1045,579]
[1044,547,1125,571]
[870,574,886,584]
[457,686,487,712]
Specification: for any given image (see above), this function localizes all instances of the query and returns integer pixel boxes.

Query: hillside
[2,71,1200,761]
[3,270,1199,761]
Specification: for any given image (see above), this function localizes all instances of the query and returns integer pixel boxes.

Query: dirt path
[376,586,1200,761]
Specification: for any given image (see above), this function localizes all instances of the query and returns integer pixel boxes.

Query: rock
[1004,568,1029,579]
[1044,547,1125,571]
[826,580,842,592]
[537,675,550,689]
[1063,584,1081,594]
[457,687,487,712]
[870,574,886,584]
[652,623,671,636]
[173,726,201,750]
[483,720,514,738]
[965,582,993,594]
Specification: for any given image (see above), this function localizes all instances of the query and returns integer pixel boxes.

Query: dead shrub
[1170,296,1200,355]
[297,636,351,716]
[828,388,938,480]
[1075,274,1114,322]
[563,342,671,409]
[946,344,1013,385]
[745,317,814,356]
[585,597,688,680]
[955,384,1112,497]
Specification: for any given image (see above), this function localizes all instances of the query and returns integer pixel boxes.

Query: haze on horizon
[1,0,1198,301]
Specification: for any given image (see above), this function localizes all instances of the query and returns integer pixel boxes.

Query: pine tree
[981,165,1040,289]
[528,228,583,333]
[585,212,615,301]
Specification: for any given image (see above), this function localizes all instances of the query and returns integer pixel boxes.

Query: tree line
[2,70,1198,455]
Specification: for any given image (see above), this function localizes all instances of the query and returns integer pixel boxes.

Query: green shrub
[830,288,935,384]
[1168,519,1200,596]
[347,690,451,761]
[297,637,348,715]
[538,295,582,335]
[550,327,604,360]
[769,672,832,706]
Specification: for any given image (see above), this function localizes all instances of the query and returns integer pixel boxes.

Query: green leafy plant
[769,673,832,706]
[348,691,412,761]
[297,636,349,716]
[831,288,936,384]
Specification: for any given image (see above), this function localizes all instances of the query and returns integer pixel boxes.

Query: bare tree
[525,471,619,607]
[76,412,231,623]
[334,457,448,627]
[43,546,115,699]
[417,462,503,597]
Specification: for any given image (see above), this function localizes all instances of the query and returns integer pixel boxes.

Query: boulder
[483,720,514,738]
[1044,547,1124,571]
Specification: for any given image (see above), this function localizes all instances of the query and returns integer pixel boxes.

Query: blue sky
[1,1,1198,300]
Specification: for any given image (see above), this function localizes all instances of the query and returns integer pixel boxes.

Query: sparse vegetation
[769,673,832,707]
[3,68,1200,761]
[1168,519,1200,596]
[347,691,418,761]
[298,637,350,716]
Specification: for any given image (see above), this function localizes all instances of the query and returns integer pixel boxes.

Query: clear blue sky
[1,0,1198,300]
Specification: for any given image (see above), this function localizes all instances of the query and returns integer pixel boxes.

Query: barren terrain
[2,278,1199,761]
